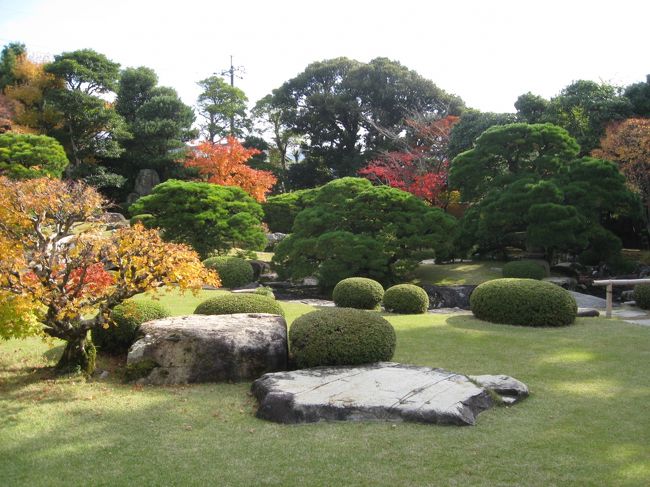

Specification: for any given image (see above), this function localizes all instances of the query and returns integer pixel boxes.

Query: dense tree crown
[273,177,457,288]
[110,66,196,194]
[359,115,459,208]
[44,49,129,168]
[129,179,266,258]
[592,118,650,234]
[515,80,631,154]
[197,76,249,141]
[0,177,218,373]
[0,133,69,178]
[267,57,464,179]
[183,137,276,202]
[449,123,639,261]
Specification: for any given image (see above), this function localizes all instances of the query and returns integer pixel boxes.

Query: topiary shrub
[128,180,266,258]
[194,293,284,317]
[93,301,171,355]
[634,284,650,310]
[332,277,384,310]
[289,308,396,368]
[470,278,577,327]
[383,284,429,314]
[202,256,254,289]
[0,133,69,179]
[502,260,546,280]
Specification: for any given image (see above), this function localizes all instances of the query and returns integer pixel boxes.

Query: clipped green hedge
[202,256,254,289]
[194,293,284,317]
[470,278,577,327]
[502,260,546,280]
[289,308,396,368]
[634,284,650,310]
[93,301,171,354]
[332,277,384,310]
[383,284,429,314]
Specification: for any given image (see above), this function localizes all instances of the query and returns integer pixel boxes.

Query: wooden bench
[592,278,650,318]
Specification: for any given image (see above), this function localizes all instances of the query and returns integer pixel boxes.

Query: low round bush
[470,278,577,327]
[202,256,254,289]
[634,284,650,309]
[332,277,384,310]
[502,260,546,280]
[383,284,429,314]
[289,308,396,368]
[194,293,284,317]
[93,301,171,354]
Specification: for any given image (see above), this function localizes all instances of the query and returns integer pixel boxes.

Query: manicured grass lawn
[1,288,649,486]
[414,261,505,285]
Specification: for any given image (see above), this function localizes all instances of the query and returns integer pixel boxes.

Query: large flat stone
[127,314,287,384]
[252,363,526,426]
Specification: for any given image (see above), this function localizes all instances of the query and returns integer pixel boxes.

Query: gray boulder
[127,314,288,385]
[469,374,529,405]
[266,232,287,249]
[253,363,527,425]
[126,168,160,204]
[421,284,477,309]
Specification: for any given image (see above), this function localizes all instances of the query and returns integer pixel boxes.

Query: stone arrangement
[126,313,288,385]
[252,362,528,426]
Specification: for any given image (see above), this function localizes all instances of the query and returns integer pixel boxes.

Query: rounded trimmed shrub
[383,284,429,314]
[93,301,171,354]
[289,308,396,368]
[470,278,577,327]
[502,260,546,280]
[194,293,284,317]
[202,256,254,289]
[634,284,650,310]
[332,277,384,310]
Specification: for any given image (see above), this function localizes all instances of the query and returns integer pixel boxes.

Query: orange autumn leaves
[184,136,276,202]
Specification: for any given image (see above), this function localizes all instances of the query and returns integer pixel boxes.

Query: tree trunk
[55,331,96,375]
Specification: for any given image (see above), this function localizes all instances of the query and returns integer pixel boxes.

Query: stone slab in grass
[127,314,288,385]
[252,362,527,426]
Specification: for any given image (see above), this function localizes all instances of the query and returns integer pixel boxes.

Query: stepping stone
[252,362,527,426]
[611,310,648,319]
[627,319,650,327]
[469,375,529,404]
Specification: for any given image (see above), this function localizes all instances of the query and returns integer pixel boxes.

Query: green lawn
[1,288,649,486]
[414,261,505,285]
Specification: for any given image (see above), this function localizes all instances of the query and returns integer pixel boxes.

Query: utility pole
[219,56,245,135]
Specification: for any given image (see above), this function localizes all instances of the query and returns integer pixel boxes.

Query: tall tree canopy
[266,57,464,180]
[0,42,26,90]
[624,75,650,117]
[197,76,249,141]
[447,110,518,158]
[44,49,129,169]
[111,66,196,190]
[450,123,639,261]
[515,80,631,154]
[183,136,276,202]
[592,118,650,235]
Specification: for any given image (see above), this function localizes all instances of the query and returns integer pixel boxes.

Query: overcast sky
[1,0,648,113]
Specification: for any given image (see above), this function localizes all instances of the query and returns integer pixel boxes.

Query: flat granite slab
[252,362,528,426]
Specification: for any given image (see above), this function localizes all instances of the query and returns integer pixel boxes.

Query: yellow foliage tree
[0,177,219,373]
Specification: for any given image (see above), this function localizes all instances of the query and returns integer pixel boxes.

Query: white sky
[1,0,648,113]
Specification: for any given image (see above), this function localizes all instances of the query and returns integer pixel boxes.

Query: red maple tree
[359,115,459,208]
[184,136,277,202]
